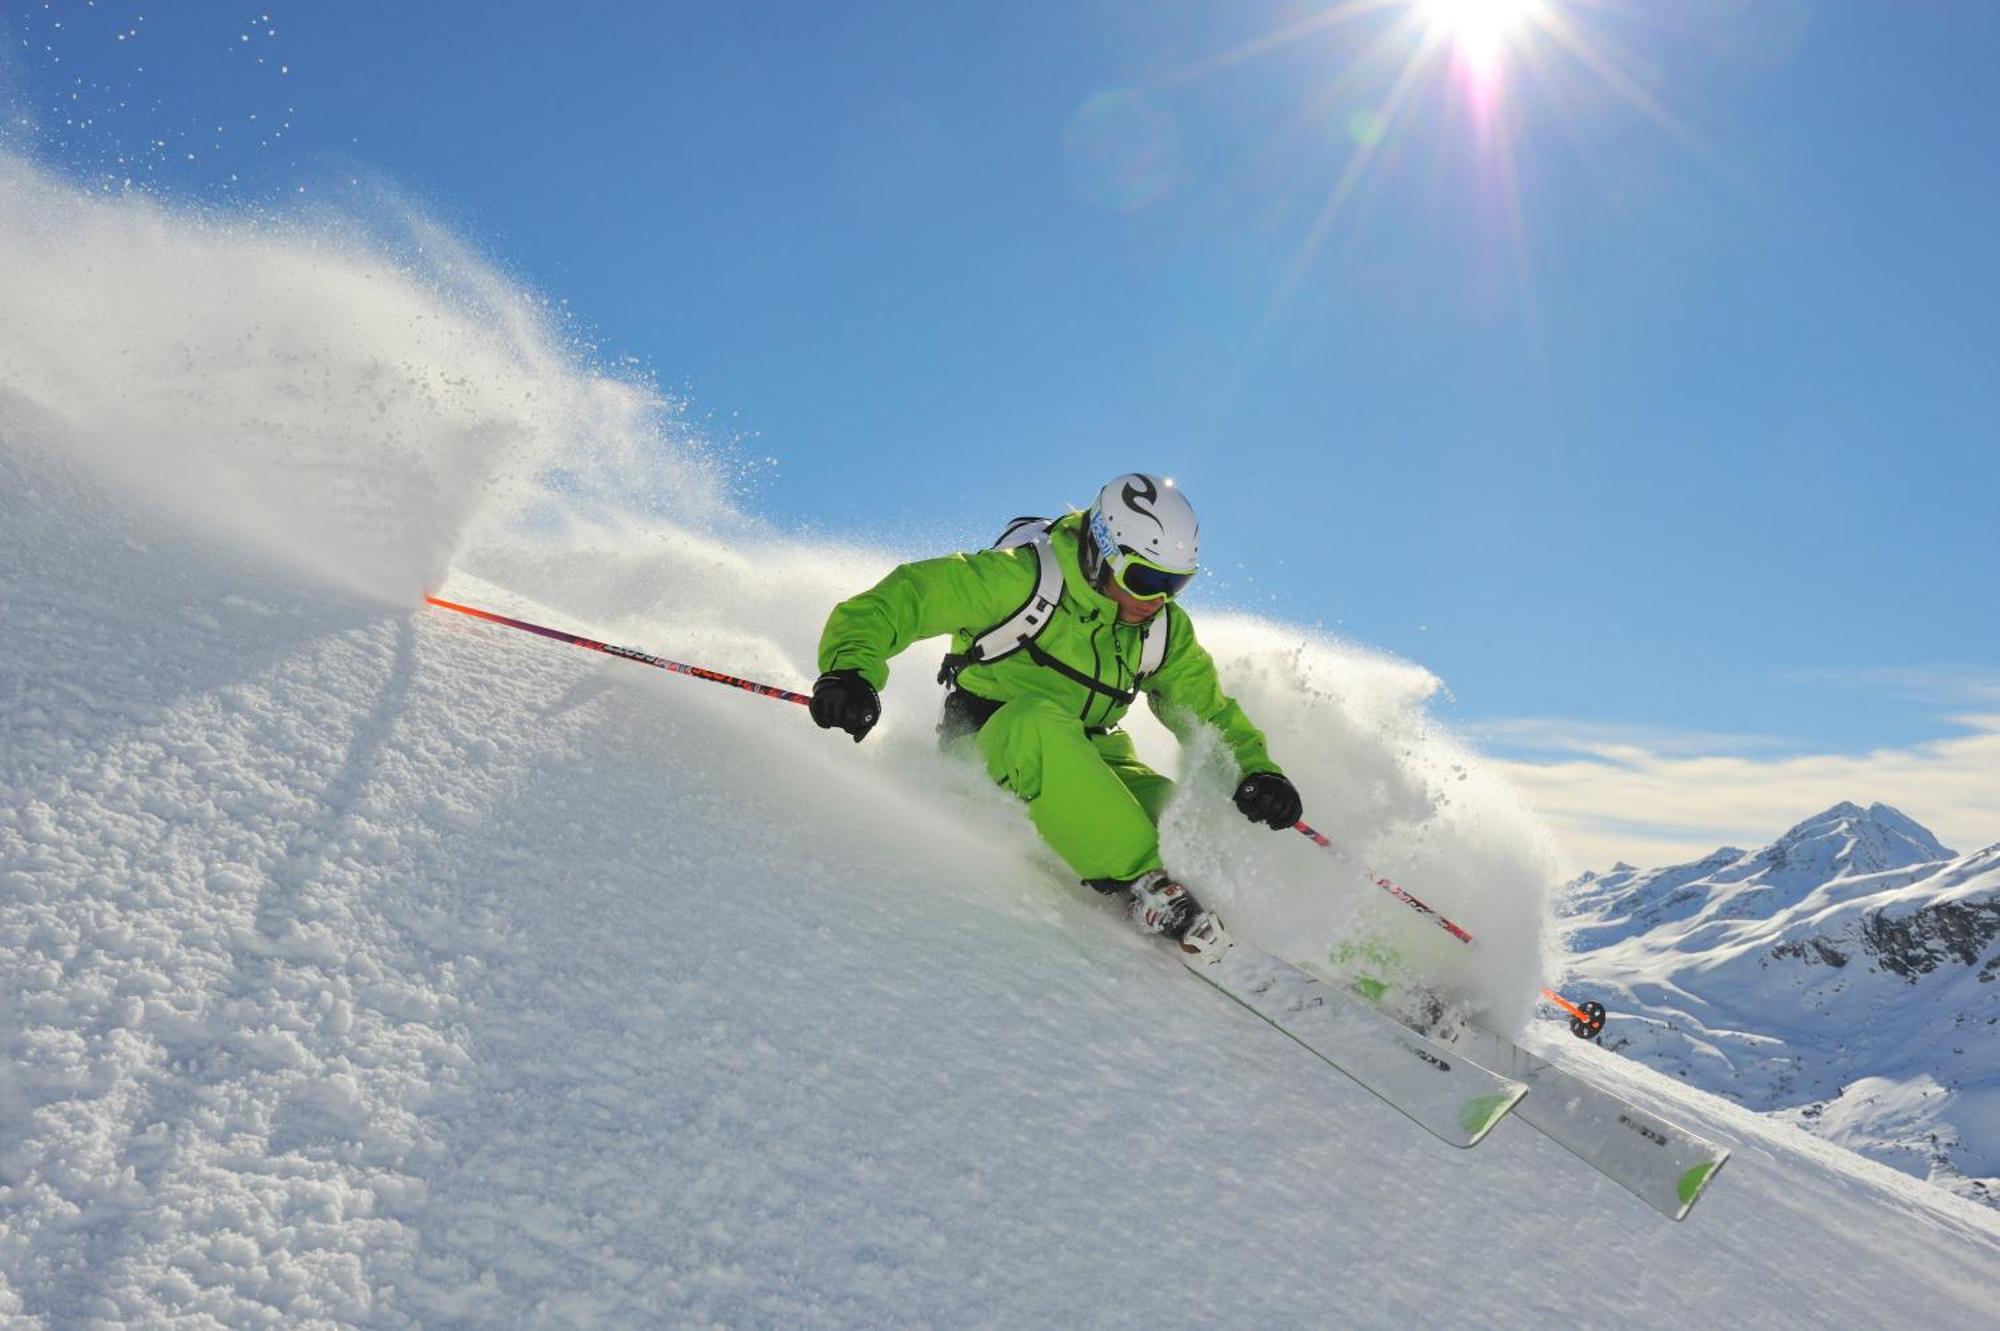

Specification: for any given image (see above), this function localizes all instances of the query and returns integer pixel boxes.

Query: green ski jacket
[817,513,1282,780]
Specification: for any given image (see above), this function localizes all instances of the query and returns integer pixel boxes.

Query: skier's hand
[810,669,881,743]
[1234,771,1302,830]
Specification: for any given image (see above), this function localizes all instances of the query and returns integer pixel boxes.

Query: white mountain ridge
[1561,802,2000,1208]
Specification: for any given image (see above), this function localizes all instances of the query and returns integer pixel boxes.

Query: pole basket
[1568,1000,1607,1041]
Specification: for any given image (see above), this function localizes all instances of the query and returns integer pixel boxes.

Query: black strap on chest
[1021,638,1137,707]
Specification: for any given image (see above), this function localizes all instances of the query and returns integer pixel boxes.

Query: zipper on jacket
[1084,625,1103,724]
[1090,621,1141,729]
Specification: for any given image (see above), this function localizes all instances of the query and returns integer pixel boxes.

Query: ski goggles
[1091,512,1197,601]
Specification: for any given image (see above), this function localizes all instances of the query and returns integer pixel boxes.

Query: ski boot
[1175,907,1231,961]
[1087,870,1232,957]
[1124,869,1197,938]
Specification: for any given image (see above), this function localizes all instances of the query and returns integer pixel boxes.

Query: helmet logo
[1120,475,1163,536]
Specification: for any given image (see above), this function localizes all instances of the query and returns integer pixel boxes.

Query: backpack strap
[936,531,1065,686]
[1020,636,1137,707]
[1017,601,1173,709]
[992,516,1048,550]
[1137,602,1171,679]
[936,518,1177,698]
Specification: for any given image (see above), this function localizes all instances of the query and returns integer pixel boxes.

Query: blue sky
[6,1,1996,861]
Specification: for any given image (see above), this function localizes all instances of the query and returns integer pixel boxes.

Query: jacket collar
[1049,512,1122,621]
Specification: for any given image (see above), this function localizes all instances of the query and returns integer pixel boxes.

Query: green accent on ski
[1333,939,1404,1006]
[1677,1160,1721,1208]
[1331,938,1405,972]
[1459,1092,1515,1139]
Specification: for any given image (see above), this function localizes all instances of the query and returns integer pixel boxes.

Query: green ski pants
[965,696,1174,883]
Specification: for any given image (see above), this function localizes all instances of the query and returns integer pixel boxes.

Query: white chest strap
[940,527,1173,693]
[1137,604,1170,677]
[966,534,1065,665]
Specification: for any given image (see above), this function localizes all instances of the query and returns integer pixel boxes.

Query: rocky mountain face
[1560,803,2000,1208]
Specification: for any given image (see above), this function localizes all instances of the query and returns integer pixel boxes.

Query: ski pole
[1291,820,1475,944]
[429,593,1608,1033]
[1292,819,1604,1038]
[422,596,813,707]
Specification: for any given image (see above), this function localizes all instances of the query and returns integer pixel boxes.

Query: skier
[809,473,1303,952]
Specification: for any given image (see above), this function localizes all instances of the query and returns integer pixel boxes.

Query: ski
[1428,1018,1729,1220]
[1181,940,1527,1149]
[1336,954,1730,1220]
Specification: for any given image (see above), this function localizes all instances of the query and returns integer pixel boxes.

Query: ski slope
[3,152,1998,1327]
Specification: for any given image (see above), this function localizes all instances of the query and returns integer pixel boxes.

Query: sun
[1151,0,1701,348]
[1418,0,1544,72]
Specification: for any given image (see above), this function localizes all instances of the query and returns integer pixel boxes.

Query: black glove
[1234,771,1302,830]
[810,669,880,743]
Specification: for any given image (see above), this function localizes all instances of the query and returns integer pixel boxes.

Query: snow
[3,149,1998,1326]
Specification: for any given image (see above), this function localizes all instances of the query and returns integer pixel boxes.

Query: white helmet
[1084,473,1199,599]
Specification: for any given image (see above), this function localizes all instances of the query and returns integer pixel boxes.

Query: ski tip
[1458,1086,1527,1146]
[1671,1154,1730,1219]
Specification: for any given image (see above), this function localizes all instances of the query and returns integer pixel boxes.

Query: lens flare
[1148,0,1711,369]
[1420,0,1543,80]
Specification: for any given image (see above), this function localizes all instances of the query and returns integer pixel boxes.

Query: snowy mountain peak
[1760,801,1955,883]
[1562,804,1967,946]
[1862,802,1957,858]
[1561,803,2000,1210]
[1564,804,1956,931]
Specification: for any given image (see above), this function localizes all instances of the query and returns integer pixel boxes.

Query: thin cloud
[1481,714,2000,876]
[1467,717,1795,759]
[1778,665,2000,707]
